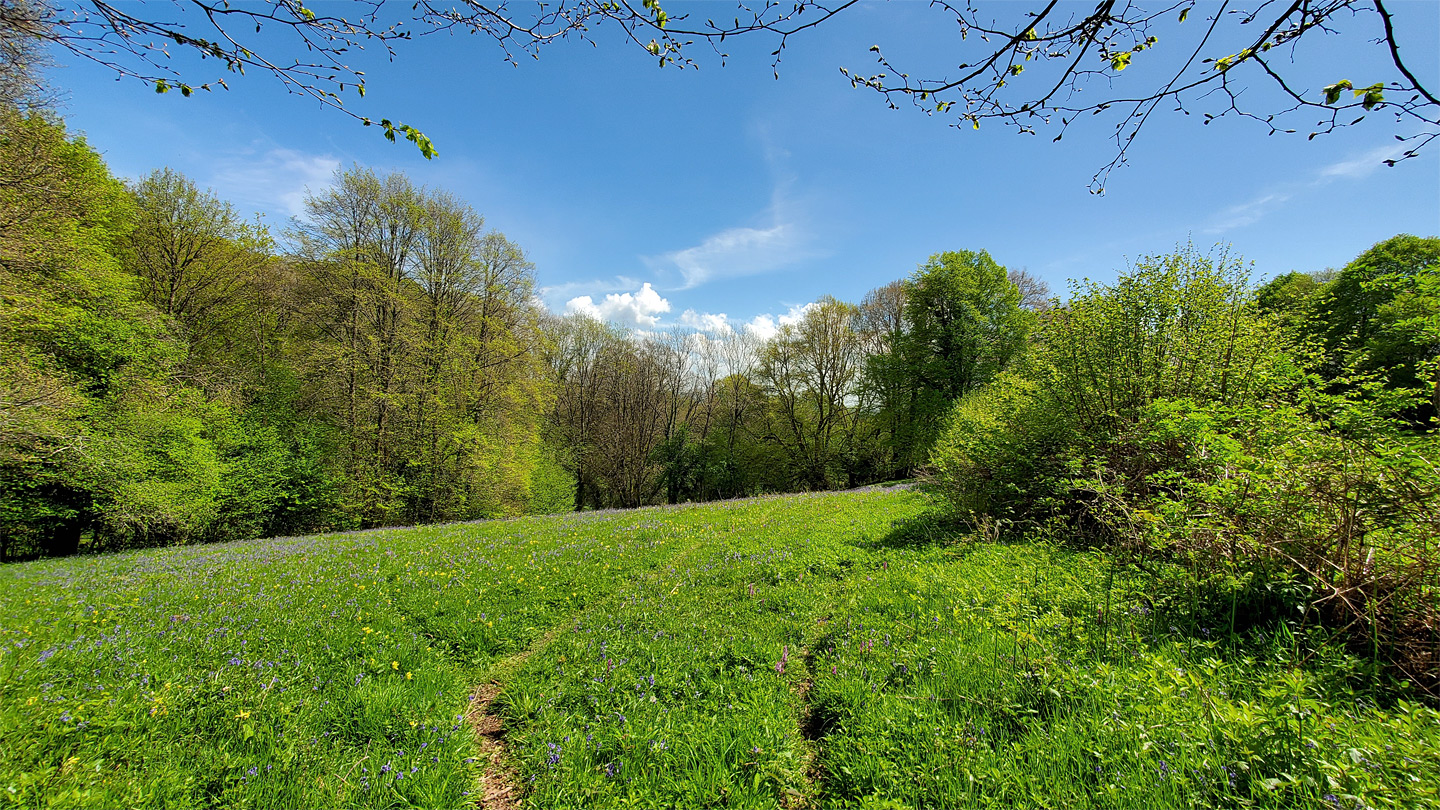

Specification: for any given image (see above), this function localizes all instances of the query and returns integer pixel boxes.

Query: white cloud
[742,303,815,340]
[565,282,672,328]
[744,315,778,340]
[209,146,341,218]
[778,302,816,326]
[678,309,734,334]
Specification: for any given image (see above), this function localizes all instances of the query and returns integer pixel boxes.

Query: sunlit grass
[2,489,1436,808]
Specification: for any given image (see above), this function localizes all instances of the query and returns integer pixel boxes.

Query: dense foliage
[932,241,1440,690]
[0,103,1046,555]
[0,111,558,558]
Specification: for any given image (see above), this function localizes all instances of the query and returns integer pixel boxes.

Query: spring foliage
[931,242,1440,689]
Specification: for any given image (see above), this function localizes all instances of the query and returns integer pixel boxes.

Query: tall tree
[868,250,1029,470]
[756,297,864,490]
[125,168,272,389]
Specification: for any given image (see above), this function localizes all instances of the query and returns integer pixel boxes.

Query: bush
[928,367,1069,522]
[931,245,1440,691]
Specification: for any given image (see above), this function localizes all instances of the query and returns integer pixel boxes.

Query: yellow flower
[235,710,251,719]
[391,660,399,670]
[409,720,418,727]
[405,672,413,680]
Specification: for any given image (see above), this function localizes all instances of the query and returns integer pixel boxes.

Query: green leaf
[1110,52,1132,71]
[1323,80,1353,105]
[1179,7,1189,22]
[1357,82,1384,110]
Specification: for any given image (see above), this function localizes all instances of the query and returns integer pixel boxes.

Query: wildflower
[392,661,399,670]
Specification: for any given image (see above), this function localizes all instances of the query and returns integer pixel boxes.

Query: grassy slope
[1,488,1436,809]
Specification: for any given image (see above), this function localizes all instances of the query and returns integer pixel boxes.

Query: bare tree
[1008,268,1052,312]
[755,296,864,490]
[0,0,53,112]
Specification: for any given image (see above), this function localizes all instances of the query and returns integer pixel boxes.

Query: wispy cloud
[538,276,644,309]
[643,177,818,290]
[565,283,672,328]
[1205,191,1294,233]
[1317,142,1410,180]
[656,221,805,289]
[1204,140,1411,234]
[209,146,341,219]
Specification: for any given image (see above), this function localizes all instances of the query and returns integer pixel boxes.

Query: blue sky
[47,0,1440,334]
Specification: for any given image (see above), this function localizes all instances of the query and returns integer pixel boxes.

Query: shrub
[931,245,1440,691]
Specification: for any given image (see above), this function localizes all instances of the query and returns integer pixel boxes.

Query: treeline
[0,107,1053,558]
[931,241,1439,687]
[550,249,1043,510]
[1,114,556,559]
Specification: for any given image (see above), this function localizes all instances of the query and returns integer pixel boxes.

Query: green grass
[2,488,1437,808]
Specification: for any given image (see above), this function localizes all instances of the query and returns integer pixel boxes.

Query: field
[2,487,1437,809]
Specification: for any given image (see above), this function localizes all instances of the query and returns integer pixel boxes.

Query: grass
[1,488,1436,808]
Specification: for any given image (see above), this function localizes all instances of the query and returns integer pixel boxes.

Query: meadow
[1,487,1436,809]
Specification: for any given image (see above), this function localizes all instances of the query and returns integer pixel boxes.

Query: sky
[45,0,1440,335]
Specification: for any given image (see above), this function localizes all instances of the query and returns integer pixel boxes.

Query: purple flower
[38,648,56,663]
[228,657,242,666]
